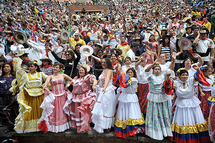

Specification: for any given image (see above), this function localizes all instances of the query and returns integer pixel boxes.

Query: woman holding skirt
[92,58,116,133]
[63,66,97,133]
[170,66,211,143]
[13,57,47,133]
[114,67,145,138]
[38,63,73,133]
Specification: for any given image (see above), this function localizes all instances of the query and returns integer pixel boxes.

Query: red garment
[138,83,149,114]
[200,37,207,41]
[120,41,128,46]
[199,91,211,120]
[42,65,52,68]
[74,38,79,41]
[164,43,169,46]
[46,50,49,57]
[149,40,156,42]
[185,51,196,53]
[112,61,118,67]
[22,58,30,63]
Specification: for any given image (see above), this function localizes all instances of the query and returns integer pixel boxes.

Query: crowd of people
[0,0,215,142]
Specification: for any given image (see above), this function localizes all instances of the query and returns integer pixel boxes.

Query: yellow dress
[13,58,47,133]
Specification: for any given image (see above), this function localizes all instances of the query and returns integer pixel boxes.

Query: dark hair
[131,42,139,48]
[97,49,103,54]
[77,66,88,78]
[66,51,75,61]
[45,42,52,47]
[126,67,136,77]
[125,56,131,61]
[1,62,14,77]
[146,43,152,47]
[28,61,40,72]
[162,36,170,47]
[182,58,193,67]
[53,62,62,69]
[179,69,189,77]
[104,58,113,69]
[41,60,52,68]
[0,57,7,69]
[75,43,82,48]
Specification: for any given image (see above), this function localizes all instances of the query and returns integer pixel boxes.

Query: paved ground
[0,126,175,143]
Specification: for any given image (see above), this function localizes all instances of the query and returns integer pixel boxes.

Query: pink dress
[142,41,159,54]
[38,77,71,133]
[63,74,96,133]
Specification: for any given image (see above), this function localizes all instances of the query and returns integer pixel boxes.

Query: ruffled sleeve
[85,74,96,83]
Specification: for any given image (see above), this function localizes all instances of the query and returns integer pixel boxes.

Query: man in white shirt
[126,42,139,67]
[194,29,215,65]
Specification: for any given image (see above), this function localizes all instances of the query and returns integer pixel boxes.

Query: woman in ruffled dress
[13,58,47,133]
[170,66,211,143]
[38,63,73,133]
[114,67,145,139]
[0,62,17,132]
[144,60,173,140]
[63,66,97,133]
[92,58,117,133]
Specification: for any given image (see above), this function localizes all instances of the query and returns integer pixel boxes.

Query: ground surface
[0,126,175,143]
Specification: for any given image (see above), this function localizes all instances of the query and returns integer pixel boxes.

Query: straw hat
[40,56,52,63]
[16,50,28,57]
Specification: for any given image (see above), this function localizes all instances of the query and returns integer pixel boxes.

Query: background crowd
[0,0,215,142]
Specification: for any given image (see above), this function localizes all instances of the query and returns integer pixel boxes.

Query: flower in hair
[176,68,185,77]
[200,65,209,72]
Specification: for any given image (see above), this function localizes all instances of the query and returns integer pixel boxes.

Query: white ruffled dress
[91,69,116,133]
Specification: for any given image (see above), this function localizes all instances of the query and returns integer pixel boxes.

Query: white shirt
[122,64,134,73]
[126,49,136,67]
[196,39,215,61]
[137,65,151,84]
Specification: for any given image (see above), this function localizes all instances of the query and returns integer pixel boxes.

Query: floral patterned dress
[145,71,173,140]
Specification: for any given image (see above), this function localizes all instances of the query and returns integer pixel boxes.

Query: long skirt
[14,89,44,133]
[38,89,71,133]
[145,100,173,140]
[172,106,211,143]
[92,86,116,133]
[115,101,145,138]
[199,91,211,120]
[209,103,215,143]
[63,91,96,133]
[137,83,149,114]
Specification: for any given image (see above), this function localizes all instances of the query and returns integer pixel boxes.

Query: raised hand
[208,41,213,48]
[192,53,200,59]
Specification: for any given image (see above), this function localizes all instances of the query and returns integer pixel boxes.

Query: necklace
[54,73,60,76]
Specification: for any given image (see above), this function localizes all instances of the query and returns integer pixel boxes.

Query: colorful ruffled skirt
[38,88,71,133]
[14,88,44,133]
[114,92,145,139]
[199,91,211,120]
[145,100,173,140]
[137,83,149,114]
[171,96,210,143]
[63,90,96,133]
